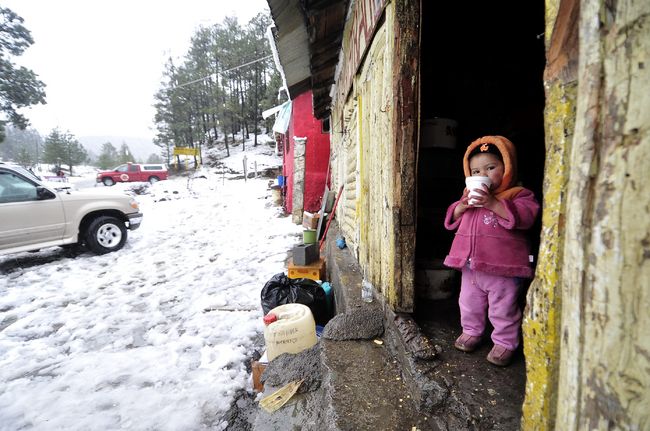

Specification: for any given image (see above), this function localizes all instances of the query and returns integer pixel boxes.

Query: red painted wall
[283,90,330,215]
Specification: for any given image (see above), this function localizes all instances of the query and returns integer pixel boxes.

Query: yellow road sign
[173,147,199,156]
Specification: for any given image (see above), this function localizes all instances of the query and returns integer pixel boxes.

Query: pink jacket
[443,189,540,278]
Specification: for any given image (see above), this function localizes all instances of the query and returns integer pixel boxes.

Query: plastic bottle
[320,281,333,314]
[361,279,373,303]
[263,303,317,361]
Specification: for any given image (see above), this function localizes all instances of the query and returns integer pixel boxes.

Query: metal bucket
[303,229,317,244]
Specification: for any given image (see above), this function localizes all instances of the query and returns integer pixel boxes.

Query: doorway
[414,0,546,424]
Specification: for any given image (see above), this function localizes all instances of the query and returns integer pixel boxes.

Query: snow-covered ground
[0,139,303,430]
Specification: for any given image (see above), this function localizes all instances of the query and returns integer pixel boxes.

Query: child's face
[469,153,504,190]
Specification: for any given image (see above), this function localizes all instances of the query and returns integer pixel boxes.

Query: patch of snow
[0,144,300,430]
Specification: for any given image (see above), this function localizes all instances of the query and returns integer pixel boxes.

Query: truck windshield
[9,166,42,183]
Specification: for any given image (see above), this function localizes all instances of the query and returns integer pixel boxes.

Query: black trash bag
[261,273,329,325]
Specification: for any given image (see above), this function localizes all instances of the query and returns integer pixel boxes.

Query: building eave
[266,0,349,119]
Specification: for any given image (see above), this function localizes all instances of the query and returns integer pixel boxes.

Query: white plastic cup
[465,176,492,206]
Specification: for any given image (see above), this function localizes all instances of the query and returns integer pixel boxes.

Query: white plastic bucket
[263,303,317,361]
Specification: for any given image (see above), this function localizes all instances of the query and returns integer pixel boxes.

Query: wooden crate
[251,360,267,392]
[287,257,326,281]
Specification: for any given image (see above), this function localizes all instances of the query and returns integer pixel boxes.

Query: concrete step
[323,225,524,430]
[320,338,438,430]
[251,337,437,431]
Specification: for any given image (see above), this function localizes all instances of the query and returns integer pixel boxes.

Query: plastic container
[288,257,326,281]
[270,186,282,205]
[420,118,458,149]
[321,281,333,314]
[303,229,317,244]
[263,303,318,361]
[361,279,373,303]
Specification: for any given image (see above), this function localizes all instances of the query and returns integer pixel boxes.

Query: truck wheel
[84,216,127,254]
[148,176,160,184]
[103,177,115,186]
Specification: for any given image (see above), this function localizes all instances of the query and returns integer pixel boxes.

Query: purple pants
[459,267,522,350]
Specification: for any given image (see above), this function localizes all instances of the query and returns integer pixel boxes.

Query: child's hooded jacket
[443,136,540,278]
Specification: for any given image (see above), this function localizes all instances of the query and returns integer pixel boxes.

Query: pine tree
[15,147,32,167]
[146,153,163,164]
[42,129,87,175]
[0,7,47,141]
[42,129,66,169]
[117,142,133,164]
[1,125,42,164]
[97,142,118,169]
[63,139,87,175]
[152,10,280,163]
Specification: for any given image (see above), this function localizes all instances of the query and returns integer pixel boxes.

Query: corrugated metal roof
[272,101,293,133]
[267,0,349,119]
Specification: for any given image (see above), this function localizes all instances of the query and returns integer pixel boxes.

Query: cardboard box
[251,360,267,392]
[293,243,320,266]
[302,211,320,230]
[288,257,326,281]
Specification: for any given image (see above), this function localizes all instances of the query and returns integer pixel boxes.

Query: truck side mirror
[36,186,55,200]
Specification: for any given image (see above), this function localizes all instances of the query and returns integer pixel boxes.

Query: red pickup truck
[97,163,168,186]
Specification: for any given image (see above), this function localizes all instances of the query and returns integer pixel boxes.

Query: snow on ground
[0,140,302,430]
[203,134,279,174]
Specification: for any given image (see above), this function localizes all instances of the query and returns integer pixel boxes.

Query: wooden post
[243,155,248,182]
[320,185,344,251]
[390,0,421,312]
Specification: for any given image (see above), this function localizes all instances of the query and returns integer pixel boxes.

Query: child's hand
[468,184,492,207]
[470,185,507,218]
[460,188,471,206]
[452,189,471,220]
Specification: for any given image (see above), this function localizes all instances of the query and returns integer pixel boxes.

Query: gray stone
[261,343,322,393]
[322,307,384,340]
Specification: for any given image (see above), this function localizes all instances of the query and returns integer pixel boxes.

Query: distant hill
[79,136,161,162]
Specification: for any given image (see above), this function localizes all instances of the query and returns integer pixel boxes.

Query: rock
[322,307,384,340]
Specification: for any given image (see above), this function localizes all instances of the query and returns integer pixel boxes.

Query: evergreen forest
[1,7,282,171]
[153,12,282,164]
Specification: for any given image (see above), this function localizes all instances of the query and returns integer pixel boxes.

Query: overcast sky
[4,0,269,140]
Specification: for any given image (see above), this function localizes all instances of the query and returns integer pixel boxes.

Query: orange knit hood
[463,135,519,196]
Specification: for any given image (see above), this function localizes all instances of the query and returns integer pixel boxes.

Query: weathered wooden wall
[357,21,395,298]
[521,0,577,427]
[331,99,359,250]
[502,0,650,428]
[330,3,400,306]
[555,0,650,429]
[330,0,420,311]
[388,0,420,312]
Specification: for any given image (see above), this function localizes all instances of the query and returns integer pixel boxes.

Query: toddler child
[443,135,540,366]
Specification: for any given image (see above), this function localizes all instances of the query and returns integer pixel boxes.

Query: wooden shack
[267,0,650,428]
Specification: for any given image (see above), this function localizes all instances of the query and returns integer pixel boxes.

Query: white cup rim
[465,176,491,185]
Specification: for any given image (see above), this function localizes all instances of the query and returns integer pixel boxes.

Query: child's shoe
[486,344,514,366]
[454,333,482,352]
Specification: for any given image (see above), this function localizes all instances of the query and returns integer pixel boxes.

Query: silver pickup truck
[0,164,143,255]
